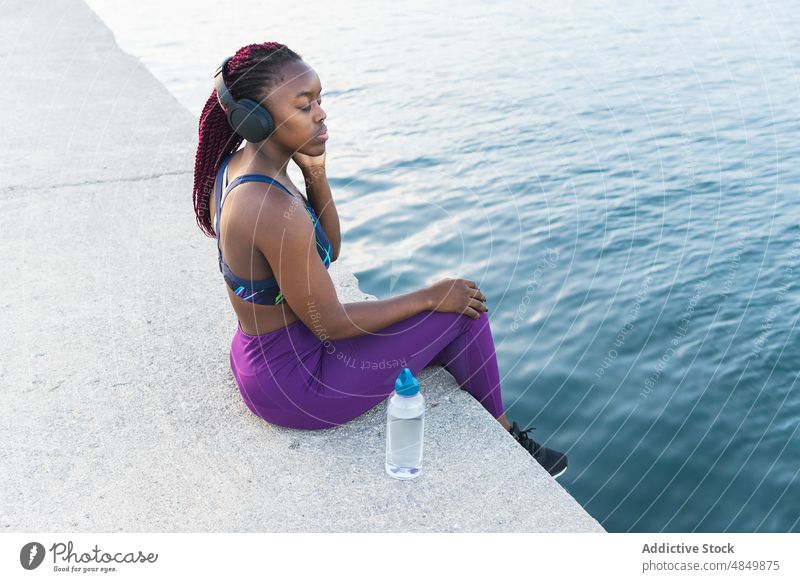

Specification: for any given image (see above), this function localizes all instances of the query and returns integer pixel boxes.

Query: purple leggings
[229,309,505,430]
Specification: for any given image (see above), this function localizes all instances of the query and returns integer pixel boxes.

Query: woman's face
[262,60,327,155]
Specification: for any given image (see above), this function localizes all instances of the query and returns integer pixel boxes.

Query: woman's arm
[302,166,341,261]
[254,185,432,340]
[335,289,433,339]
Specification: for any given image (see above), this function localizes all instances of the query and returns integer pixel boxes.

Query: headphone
[214,56,275,142]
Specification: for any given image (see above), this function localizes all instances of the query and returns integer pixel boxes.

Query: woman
[192,42,568,478]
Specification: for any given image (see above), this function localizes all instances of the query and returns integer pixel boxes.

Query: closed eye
[301,97,323,112]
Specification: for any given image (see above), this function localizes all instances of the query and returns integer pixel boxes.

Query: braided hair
[192,42,303,238]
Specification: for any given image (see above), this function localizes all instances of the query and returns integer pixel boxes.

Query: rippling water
[87,0,800,532]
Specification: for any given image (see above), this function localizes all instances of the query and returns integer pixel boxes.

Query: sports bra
[214,152,333,305]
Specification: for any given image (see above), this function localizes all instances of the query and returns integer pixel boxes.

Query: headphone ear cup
[227,99,275,142]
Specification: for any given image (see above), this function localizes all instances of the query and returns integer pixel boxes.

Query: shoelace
[511,423,542,456]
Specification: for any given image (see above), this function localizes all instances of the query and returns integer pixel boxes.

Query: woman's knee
[425,310,487,334]
[463,309,492,336]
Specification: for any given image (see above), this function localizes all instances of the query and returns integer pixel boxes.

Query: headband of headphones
[213,57,237,112]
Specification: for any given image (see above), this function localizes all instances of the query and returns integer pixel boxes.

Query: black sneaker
[508,421,568,479]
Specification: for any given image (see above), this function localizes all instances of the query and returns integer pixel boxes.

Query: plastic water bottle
[385,367,425,480]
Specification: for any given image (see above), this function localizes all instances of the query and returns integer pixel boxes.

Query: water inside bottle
[385,415,424,479]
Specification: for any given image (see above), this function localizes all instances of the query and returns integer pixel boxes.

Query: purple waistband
[236,318,305,339]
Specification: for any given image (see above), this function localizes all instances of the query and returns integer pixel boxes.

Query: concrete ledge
[0,0,605,532]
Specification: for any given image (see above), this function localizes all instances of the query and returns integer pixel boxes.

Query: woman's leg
[294,309,506,429]
[426,311,505,419]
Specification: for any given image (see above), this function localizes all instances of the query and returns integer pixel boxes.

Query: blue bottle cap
[395,367,420,396]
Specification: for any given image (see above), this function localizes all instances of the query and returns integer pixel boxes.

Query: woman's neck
[238,141,292,180]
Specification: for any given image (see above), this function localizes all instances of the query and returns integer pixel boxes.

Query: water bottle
[385,367,425,480]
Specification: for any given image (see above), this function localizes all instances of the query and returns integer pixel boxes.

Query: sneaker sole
[551,465,567,479]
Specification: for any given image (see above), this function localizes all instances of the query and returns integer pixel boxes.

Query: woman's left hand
[292,149,326,173]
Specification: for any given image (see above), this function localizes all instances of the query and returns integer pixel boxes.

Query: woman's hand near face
[292,149,326,173]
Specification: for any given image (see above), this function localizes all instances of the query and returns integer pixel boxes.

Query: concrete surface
[0,0,606,532]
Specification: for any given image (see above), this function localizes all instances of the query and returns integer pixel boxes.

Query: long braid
[192,42,303,238]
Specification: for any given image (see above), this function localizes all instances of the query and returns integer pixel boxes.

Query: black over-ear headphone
[214,56,276,142]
